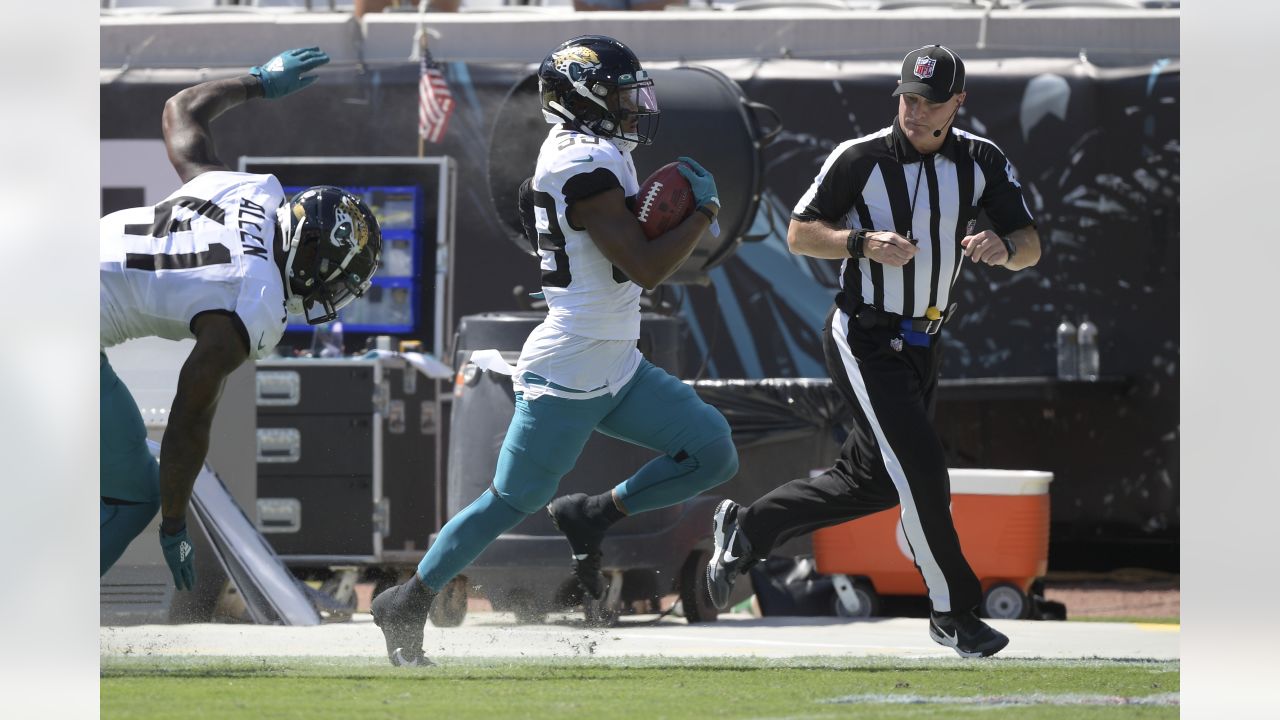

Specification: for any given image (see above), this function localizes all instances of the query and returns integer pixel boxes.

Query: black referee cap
[892,45,966,103]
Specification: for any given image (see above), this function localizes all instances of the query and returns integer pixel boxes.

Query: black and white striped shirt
[793,119,1035,319]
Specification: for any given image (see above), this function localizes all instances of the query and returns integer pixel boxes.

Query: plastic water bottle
[1056,316,1078,380]
[1077,316,1099,381]
[312,320,345,358]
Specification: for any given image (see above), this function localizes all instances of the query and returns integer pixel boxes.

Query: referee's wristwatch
[847,229,870,259]
[1000,235,1018,261]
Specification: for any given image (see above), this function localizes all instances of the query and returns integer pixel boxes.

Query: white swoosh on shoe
[720,529,741,564]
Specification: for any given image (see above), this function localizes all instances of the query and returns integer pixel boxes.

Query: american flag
[418,44,454,145]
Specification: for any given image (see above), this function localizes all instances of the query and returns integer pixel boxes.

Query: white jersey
[512,126,646,399]
[100,171,288,360]
[530,124,643,340]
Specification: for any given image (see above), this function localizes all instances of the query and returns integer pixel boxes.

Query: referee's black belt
[852,303,954,335]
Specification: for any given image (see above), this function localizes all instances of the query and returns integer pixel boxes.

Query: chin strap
[278,205,306,316]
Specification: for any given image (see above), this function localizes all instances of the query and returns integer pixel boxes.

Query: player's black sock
[583,491,626,528]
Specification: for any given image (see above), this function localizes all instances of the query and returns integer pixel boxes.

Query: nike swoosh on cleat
[570,156,594,163]
[720,529,741,563]
[573,553,591,560]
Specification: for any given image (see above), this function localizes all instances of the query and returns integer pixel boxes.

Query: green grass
[102,656,1178,719]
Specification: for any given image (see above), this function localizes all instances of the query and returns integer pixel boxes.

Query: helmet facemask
[584,76,659,151]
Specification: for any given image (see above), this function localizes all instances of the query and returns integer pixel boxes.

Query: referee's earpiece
[933,99,962,138]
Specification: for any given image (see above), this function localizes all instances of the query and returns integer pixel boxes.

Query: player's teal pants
[100,353,160,574]
[418,359,737,590]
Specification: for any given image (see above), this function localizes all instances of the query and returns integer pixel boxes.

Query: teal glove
[159,524,197,591]
[249,47,330,100]
[676,156,721,211]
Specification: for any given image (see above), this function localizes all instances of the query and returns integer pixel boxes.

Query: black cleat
[928,610,1010,658]
[547,493,608,600]
[371,578,438,667]
[706,499,752,610]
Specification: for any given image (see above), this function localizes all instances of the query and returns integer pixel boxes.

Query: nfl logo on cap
[914,56,936,80]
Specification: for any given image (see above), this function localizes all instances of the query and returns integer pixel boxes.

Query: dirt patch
[1043,571,1179,619]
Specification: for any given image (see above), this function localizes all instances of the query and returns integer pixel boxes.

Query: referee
[705,45,1041,658]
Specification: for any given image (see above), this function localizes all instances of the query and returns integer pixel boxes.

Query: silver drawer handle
[256,498,301,534]
[256,371,301,406]
[257,428,301,463]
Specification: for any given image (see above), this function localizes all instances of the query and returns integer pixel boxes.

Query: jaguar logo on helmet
[551,46,600,82]
[332,197,371,251]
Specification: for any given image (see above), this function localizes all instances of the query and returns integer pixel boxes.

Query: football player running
[372,35,736,666]
[100,48,382,591]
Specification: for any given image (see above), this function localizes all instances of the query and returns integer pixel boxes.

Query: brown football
[634,162,694,240]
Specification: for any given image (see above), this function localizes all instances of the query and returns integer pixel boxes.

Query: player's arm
[574,156,720,290]
[574,188,712,290]
[162,47,330,184]
[162,78,259,183]
[788,219,918,267]
[157,312,250,532]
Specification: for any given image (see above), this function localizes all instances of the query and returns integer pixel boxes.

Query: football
[634,162,694,240]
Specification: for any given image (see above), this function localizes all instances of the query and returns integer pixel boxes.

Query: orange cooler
[812,470,1052,616]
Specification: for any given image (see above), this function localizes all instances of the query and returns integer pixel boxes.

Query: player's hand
[676,156,721,212]
[250,47,330,100]
[159,523,197,591]
[961,230,1009,266]
[864,231,918,267]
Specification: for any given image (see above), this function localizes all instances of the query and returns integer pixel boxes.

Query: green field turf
[101,656,1178,719]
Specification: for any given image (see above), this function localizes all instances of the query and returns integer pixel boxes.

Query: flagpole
[416,1,429,159]
[417,10,427,158]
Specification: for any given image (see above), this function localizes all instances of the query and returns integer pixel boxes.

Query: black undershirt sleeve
[562,167,624,231]
[516,177,539,255]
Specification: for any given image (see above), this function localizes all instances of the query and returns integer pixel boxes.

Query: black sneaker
[547,493,608,600]
[706,499,752,610]
[928,610,1009,658]
[370,578,437,667]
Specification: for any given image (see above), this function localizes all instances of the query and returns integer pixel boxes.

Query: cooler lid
[949,469,1053,495]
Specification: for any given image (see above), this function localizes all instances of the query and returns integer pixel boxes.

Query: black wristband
[695,205,716,222]
[1000,235,1017,260]
[847,229,868,259]
[239,74,266,100]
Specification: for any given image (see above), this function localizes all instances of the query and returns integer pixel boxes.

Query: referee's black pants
[737,304,983,614]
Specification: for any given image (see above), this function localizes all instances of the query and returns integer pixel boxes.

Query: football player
[372,35,736,666]
[100,48,382,591]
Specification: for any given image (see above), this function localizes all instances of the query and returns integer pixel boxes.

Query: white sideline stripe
[822,692,1180,707]
[830,309,952,611]
[628,632,916,652]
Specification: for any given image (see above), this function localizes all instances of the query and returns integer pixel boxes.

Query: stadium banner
[101,57,1179,561]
